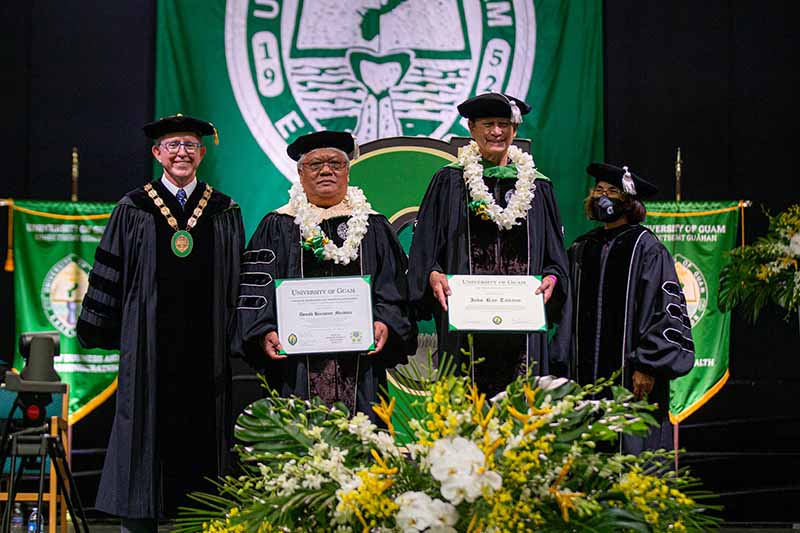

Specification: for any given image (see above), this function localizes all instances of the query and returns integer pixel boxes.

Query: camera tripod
[0,397,90,532]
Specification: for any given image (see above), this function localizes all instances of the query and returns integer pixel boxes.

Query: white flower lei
[289,183,370,265]
[459,140,537,230]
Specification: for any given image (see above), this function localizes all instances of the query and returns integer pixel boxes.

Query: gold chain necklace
[144,182,213,257]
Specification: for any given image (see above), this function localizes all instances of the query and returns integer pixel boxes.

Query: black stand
[0,387,90,533]
[1,420,90,533]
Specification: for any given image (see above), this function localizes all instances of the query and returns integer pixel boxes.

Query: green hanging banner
[645,201,743,423]
[8,199,119,424]
[154,0,604,243]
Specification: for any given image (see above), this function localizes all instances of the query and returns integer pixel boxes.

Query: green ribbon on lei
[468,200,490,220]
[301,234,329,261]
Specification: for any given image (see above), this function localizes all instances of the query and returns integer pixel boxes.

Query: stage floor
[65,523,799,532]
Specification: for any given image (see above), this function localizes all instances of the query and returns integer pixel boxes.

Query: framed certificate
[447,275,546,332]
[275,275,374,355]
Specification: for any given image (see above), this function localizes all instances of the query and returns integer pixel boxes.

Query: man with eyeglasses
[77,114,244,532]
[407,93,571,397]
[558,163,694,454]
[231,130,415,421]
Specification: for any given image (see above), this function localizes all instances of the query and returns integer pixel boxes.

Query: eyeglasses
[474,120,513,130]
[159,141,203,154]
[303,159,347,172]
[592,186,622,197]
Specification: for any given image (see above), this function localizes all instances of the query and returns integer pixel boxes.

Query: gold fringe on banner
[739,200,752,250]
[647,201,748,218]
[2,198,115,272]
[4,199,13,272]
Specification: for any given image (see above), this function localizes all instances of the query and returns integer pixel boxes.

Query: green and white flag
[155,0,603,243]
[9,200,118,424]
[646,201,742,423]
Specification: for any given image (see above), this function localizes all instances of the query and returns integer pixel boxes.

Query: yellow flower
[547,459,585,522]
[502,434,553,486]
[484,487,544,530]
[507,404,530,424]
[336,470,398,533]
[467,382,487,423]
[201,507,251,533]
[612,468,695,527]
[370,449,398,476]
[418,380,468,444]
[372,396,396,436]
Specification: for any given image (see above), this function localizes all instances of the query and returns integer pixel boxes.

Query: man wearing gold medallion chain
[231,131,415,421]
[408,93,571,397]
[77,115,244,532]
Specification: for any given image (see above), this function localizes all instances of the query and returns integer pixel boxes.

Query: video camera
[0,332,90,533]
[2,332,65,427]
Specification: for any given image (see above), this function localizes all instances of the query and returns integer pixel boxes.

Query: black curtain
[604,0,799,523]
[0,0,157,514]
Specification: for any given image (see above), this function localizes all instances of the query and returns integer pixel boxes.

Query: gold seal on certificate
[447,275,547,332]
[275,275,375,355]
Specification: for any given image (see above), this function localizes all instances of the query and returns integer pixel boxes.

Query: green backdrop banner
[10,200,119,424]
[645,201,742,423]
[155,0,604,242]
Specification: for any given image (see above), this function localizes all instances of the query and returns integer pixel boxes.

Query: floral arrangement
[719,204,800,321]
[459,141,536,230]
[291,184,370,264]
[177,362,719,532]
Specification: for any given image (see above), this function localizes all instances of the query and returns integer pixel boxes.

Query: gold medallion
[171,230,194,257]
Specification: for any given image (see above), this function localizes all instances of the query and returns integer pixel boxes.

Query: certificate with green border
[447,275,546,332]
[275,275,375,355]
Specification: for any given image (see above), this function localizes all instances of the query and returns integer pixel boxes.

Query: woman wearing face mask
[558,163,695,454]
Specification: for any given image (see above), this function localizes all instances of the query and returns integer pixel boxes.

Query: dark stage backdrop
[1,0,798,523]
[604,2,799,524]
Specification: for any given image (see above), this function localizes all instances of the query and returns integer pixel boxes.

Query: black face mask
[592,195,624,222]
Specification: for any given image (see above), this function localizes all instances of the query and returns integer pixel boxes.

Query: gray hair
[296,148,350,170]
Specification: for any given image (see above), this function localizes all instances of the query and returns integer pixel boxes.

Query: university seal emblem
[674,253,708,326]
[225,0,536,182]
[40,254,92,337]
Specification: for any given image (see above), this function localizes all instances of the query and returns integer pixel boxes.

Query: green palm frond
[383,348,458,441]
[234,390,317,461]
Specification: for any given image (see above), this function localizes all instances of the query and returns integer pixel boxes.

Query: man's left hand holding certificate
[274,276,375,355]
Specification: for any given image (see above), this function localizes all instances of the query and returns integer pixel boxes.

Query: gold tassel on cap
[211,123,219,145]
[4,200,14,272]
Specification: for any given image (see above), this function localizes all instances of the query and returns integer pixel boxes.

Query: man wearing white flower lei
[231,131,416,422]
[408,93,571,397]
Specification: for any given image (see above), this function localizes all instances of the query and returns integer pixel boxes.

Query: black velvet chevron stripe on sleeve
[94,245,123,272]
[76,245,124,350]
[88,270,122,300]
[81,294,121,323]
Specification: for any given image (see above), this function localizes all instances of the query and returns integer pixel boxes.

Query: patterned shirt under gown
[466,175,531,397]
[299,216,362,414]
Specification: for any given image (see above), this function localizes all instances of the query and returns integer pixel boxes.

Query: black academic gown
[562,223,694,453]
[231,210,415,421]
[76,180,244,519]
[407,165,571,396]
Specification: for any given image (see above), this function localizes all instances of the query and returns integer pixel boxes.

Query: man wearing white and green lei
[408,93,571,396]
[231,131,416,422]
